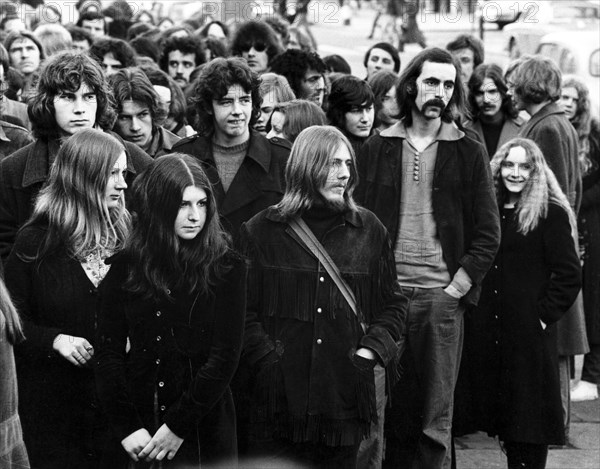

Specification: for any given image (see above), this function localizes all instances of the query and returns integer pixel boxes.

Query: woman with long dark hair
[560,75,600,401]
[95,154,246,467]
[469,138,581,468]
[5,129,131,468]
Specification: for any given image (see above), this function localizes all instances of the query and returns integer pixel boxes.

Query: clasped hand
[122,424,183,462]
[52,334,94,367]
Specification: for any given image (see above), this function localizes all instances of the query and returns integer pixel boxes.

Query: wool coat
[240,206,407,446]
[467,203,581,445]
[95,253,247,466]
[0,133,153,262]
[5,224,123,468]
[464,115,525,157]
[520,102,587,356]
[172,131,290,242]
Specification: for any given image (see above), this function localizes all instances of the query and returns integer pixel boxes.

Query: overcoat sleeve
[537,204,582,325]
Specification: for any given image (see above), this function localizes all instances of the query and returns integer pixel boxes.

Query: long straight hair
[0,278,24,345]
[124,153,232,301]
[24,129,131,261]
[491,137,576,236]
[276,125,359,219]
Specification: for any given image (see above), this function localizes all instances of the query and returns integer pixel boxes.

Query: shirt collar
[380,119,464,141]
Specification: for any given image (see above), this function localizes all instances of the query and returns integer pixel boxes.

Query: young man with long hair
[240,125,406,467]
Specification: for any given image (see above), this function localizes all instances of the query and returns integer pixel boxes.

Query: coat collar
[379,119,464,141]
[265,206,364,228]
[526,102,565,128]
[22,138,61,188]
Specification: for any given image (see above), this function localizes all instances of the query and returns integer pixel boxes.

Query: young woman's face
[174,186,208,241]
[105,151,128,209]
[501,146,532,196]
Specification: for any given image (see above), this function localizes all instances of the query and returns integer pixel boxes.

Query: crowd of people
[0,1,598,469]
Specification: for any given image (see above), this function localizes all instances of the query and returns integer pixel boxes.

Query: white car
[536,30,600,112]
[504,0,600,59]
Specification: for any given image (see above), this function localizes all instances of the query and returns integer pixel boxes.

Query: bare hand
[355,347,376,360]
[52,334,94,366]
[138,423,184,462]
[121,428,152,461]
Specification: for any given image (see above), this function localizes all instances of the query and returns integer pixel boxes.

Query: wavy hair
[259,72,296,103]
[368,70,400,128]
[276,126,358,219]
[490,137,576,236]
[124,153,232,301]
[562,75,598,175]
[396,47,465,127]
[511,55,561,105]
[230,20,284,62]
[468,63,518,121]
[192,57,261,135]
[27,51,115,139]
[109,67,167,125]
[24,129,130,261]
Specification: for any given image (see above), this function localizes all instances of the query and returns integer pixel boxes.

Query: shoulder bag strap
[289,217,367,333]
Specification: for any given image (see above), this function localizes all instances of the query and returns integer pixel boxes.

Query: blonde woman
[5,129,130,468]
[468,138,581,468]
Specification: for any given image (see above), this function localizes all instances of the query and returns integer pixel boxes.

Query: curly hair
[229,20,284,63]
[88,37,137,69]
[159,35,205,72]
[269,99,327,143]
[124,153,232,301]
[396,47,466,127]
[269,49,327,98]
[562,75,599,175]
[327,75,375,130]
[28,51,116,139]
[192,57,261,136]
[109,67,167,125]
[468,63,518,121]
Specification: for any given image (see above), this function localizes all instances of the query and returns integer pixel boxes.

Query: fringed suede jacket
[240,205,407,446]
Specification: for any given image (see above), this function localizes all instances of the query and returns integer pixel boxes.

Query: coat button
[316,339,322,345]
[158,381,164,387]
[156,359,160,365]
[167,289,171,295]
[494,290,498,294]
[160,405,166,411]
[156,311,161,317]
[319,277,324,282]
[317,308,322,313]
[156,336,162,342]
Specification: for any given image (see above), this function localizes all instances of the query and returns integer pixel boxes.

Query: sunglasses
[240,41,267,53]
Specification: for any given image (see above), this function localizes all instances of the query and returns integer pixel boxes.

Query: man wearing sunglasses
[230,20,284,75]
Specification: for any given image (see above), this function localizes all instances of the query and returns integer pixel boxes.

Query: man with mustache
[5,30,44,103]
[356,48,500,469]
[159,36,205,92]
[464,63,524,158]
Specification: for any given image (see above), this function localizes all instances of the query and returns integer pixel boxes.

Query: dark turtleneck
[301,203,345,241]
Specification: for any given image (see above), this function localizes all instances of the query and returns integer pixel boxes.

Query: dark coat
[0,120,33,161]
[0,133,153,262]
[579,119,600,343]
[240,206,407,446]
[5,224,122,468]
[356,123,501,306]
[95,253,247,466]
[519,102,581,212]
[468,203,581,445]
[172,131,290,242]
[464,115,525,157]
[520,102,586,355]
